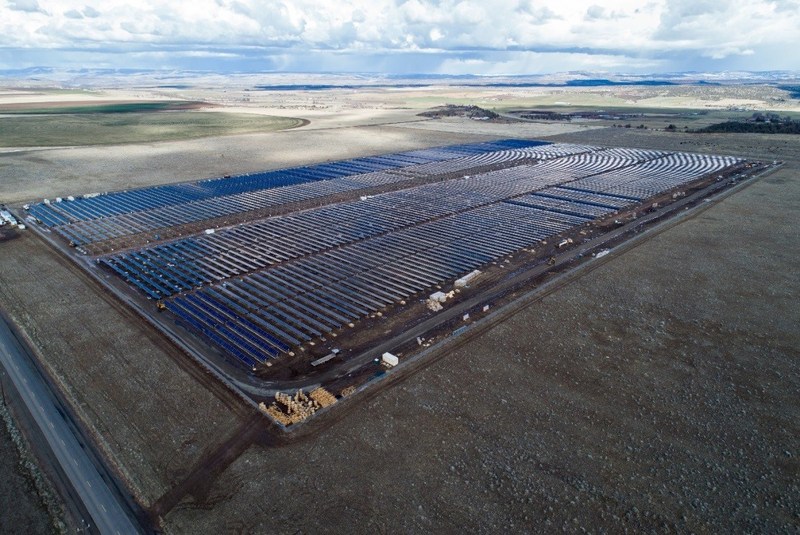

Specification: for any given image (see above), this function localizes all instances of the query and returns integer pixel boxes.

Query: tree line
[694,113,800,134]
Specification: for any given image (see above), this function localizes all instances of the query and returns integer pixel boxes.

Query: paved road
[0,316,141,535]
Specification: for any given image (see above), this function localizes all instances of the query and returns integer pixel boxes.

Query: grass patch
[0,112,306,147]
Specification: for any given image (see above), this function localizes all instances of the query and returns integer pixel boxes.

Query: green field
[0,112,306,147]
[0,101,205,115]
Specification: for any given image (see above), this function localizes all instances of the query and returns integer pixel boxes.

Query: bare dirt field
[0,88,128,106]
[0,411,53,534]
[163,134,799,533]
[0,232,252,508]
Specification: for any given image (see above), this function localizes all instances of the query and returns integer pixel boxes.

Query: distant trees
[419,105,499,120]
[777,85,800,99]
[751,112,791,123]
[695,114,800,134]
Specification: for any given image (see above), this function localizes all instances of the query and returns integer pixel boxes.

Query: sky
[0,0,798,74]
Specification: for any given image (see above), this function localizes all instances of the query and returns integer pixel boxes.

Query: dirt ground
[162,132,799,533]
[0,411,53,535]
[0,232,251,508]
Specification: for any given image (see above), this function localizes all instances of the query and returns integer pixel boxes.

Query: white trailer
[381,352,399,367]
[454,269,482,288]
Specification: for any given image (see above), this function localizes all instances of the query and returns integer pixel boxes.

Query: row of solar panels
[167,202,588,366]
[568,153,739,201]
[97,145,676,298]
[27,138,548,231]
[99,145,676,300]
[40,142,594,249]
[94,142,740,368]
[99,162,602,298]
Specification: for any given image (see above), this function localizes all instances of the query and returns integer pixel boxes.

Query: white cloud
[0,0,797,72]
[585,5,606,20]
[7,0,44,13]
[652,0,799,59]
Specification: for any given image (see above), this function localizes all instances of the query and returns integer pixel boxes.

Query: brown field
[0,232,252,507]
[0,408,53,534]
[0,82,797,532]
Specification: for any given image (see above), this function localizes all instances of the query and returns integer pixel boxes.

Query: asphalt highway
[0,315,140,535]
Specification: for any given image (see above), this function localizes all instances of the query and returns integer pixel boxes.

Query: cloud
[653,0,800,59]
[769,0,800,11]
[517,3,562,25]
[7,0,43,13]
[585,5,606,20]
[0,0,797,73]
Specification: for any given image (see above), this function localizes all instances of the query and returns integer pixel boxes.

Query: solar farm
[24,138,757,420]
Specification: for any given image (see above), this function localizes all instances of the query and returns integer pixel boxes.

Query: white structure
[454,269,482,288]
[429,291,447,303]
[204,228,216,235]
[595,249,610,259]
[382,352,399,367]
[311,353,337,367]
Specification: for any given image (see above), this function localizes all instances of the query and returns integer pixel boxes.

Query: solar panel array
[26,139,548,246]
[99,163,584,299]
[27,139,741,369]
[167,202,590,366]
